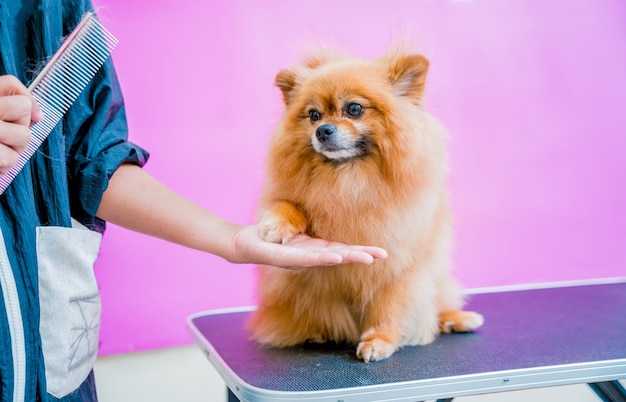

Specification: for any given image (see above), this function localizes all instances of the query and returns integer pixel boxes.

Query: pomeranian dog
[247,46,484,362]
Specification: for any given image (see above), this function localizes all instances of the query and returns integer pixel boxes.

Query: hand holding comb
[0,12,118,195]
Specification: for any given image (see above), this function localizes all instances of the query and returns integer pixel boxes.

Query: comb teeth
[0,12,118,195]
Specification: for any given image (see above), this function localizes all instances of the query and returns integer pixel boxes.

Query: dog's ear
[386,54,429,100]
[275,69,298,106]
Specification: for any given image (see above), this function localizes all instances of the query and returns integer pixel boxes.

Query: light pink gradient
[92,0,626,354]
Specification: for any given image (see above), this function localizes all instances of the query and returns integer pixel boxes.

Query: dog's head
[274,49,430,165]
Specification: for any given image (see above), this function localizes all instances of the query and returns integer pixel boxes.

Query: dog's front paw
[258,202,308,244]
[258,212,302,244]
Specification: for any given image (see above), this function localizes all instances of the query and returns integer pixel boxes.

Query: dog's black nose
[316,124,336,142]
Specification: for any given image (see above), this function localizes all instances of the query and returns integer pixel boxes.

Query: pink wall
[91,0,626,355]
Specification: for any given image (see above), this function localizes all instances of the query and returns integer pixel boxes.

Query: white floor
[95,345,226,402]
[94,344,620,401]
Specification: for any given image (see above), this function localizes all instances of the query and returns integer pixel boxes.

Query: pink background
[91,0,626,355]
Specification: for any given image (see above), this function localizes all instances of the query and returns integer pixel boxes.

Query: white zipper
[0,229,26,402]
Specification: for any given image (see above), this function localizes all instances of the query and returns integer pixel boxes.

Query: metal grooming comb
[0,12,118,194]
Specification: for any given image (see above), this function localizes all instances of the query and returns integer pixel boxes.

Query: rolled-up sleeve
[65,57,149,231]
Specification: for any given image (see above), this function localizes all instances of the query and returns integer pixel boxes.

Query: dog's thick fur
[248,48,483,362]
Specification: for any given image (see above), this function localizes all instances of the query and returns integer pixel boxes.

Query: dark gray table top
[189,280,626,401]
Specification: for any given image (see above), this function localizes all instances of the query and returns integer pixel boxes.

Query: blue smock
[0,0,149,400]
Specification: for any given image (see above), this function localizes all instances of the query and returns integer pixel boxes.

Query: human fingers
[285,235,388,265]
[322,244,388,262]
[270,246,378,269]
[0,95,36,127]
[0,75,44,122]
[285,234,387,266]
[271,247,344,270]
[231,224,387,269]
[0,118,31,149]
[0,142,22,175]
[0,99,33,174]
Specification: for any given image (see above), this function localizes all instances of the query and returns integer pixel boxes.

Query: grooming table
[188,280,626,401]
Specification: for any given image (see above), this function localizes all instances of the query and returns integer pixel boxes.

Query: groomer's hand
[97,164,388,270]
[0,75,43,174]
[227,224,388,269]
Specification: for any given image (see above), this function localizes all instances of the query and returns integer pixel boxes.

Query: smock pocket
[37,220,102,398]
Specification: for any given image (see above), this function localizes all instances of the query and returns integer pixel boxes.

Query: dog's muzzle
[316,124,337,144]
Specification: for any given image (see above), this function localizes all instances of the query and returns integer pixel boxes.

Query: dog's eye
[309,109,321,122]
[345,103,363,118]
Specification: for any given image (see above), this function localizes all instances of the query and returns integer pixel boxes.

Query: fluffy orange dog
[248,47,484,362]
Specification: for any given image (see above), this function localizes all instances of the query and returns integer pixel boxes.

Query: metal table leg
[589,381,626,402]
[227,387,240,402]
